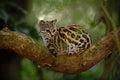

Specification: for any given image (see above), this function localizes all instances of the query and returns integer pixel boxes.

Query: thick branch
[0,28,119,73]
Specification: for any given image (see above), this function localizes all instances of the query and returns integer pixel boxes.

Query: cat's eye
[53,29,55,32]
[46,29,50,32]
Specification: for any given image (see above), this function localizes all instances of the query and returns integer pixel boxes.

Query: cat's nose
[51,35,54,37]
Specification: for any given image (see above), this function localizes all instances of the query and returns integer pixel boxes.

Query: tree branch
[98,0,120,52]
[0,27,119,73]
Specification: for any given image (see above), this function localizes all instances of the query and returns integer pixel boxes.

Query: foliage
[21,58,39,80]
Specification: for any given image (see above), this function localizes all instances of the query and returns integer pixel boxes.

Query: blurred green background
[0,0,111,80]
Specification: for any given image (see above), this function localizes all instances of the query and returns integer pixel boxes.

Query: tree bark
[0,27,119,73]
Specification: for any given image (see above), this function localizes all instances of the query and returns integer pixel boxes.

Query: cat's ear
[39,20,45,27]
[52,19,57,25]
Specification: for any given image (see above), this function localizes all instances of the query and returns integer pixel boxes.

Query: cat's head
[39,19,57,39]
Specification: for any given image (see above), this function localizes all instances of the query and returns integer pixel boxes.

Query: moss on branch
[0,27,119,73]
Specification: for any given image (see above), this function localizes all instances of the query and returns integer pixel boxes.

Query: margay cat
[39,19,91,56]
